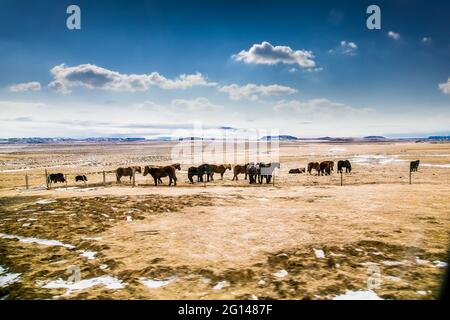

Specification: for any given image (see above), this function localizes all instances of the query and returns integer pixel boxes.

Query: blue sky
[0,0,449,138]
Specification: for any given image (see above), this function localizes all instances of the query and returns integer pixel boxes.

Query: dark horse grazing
[307,162,320,175]
[337,160,352,173]
[75,175,87,182]
[232,163,250,181]
[143,165,177,186]
[410,160,420,172]
[48,173,66,184]
[116,166,141,183]
[319,161,332,176]
[258,162,280,184]
[208,164,232,180]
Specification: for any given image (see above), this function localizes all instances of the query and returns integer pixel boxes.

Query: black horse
[188,164,211,183]
[48,173,66,184]
[337,160,352,173]
[75,175,87,182]
[410,160,420,172]
[247,163,260,184]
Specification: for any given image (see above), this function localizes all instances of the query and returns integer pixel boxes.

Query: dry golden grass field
[0,141,449,299]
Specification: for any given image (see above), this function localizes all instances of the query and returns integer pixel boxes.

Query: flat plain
[0,141,449,299]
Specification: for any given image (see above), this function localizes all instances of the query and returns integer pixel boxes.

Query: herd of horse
[46,159,421,186]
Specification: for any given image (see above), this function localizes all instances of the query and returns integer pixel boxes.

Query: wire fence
[9,162,424,191]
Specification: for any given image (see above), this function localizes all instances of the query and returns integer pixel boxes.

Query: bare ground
[0,141,449,299]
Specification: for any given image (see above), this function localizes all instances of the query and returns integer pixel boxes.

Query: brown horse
[307,162,320,175]
[116,166,141,183]
[143,165,177,186]
[208,164,232,180]
[232,163,250,181]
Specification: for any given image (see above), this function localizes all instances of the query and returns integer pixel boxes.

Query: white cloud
[48,64,216,93]
[8,82,41,92]
[170,97,223,112]
[439,78,450,95]
[388,31,400,40]
[135,97,223,113]
[219,83,297,101]
[339,41,358,55]
[232,41,316,68]
[273,98,374,115]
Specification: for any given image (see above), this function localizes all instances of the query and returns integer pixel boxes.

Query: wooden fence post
[45,169,49,190]
[132,170,136,187]
[103,171,106,187]
[340,171,343,186]
[409,169,412,185]
[25,174,29,190]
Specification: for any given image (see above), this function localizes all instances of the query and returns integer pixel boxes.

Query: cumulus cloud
[273,98,374,115]
[232,41,316,68]
[48,64,216,93]
[8,82,41,92]
[336,41,358,56]
[219,83,297,101]
[388,31,400,40]
[439,78,450,95]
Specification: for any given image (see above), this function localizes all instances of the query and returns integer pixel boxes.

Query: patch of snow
[99,264,108,270]
[333,290,383,300]
[433,260,448,268]
[0,273,21,287]
[250,294,258,300]
[273,270,288,278]
[40,275,124,295]
[0,233,75,249]
[415,257,430,265]
[126,216,132,222]
[140,276,177,288]
[79,251,96,260]
[313,248,325,259]
[258,279,266,286]
[416,290,427,295]
[35,199,56,205]
[213,280,230,290]
[0,266,21,287]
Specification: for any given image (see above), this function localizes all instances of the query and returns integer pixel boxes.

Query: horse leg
[173,176,177,186]
[153,177,158,186]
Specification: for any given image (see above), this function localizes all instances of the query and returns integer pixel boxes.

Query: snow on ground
[39,275,125,295]
[140,276,177,289]
[273,270,288,278]
[212,280,230,290]
[313,248,326,259]
[0,265,21,287]
[79,251,96,260]
[333,290,383,300]
[0,233,75,249]
[35,199,56,205]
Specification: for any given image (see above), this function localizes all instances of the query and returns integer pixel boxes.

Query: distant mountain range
[1,135,449,144]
